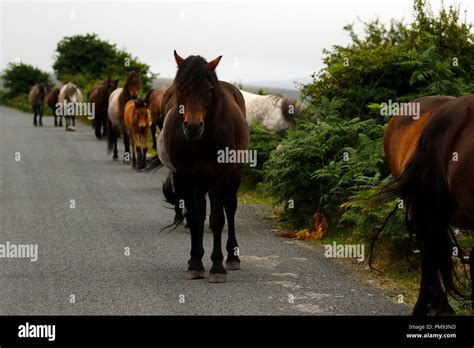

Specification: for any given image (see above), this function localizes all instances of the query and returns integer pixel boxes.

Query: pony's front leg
[178,175,205,279]
[209,189,227,283]
[131,142,137,169]
[142,146,148,169]
[225,189,241,270]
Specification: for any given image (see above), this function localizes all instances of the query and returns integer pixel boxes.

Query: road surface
[0,106,409,315]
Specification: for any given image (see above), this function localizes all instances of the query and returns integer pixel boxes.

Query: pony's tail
[161,171,186,230]
[281,97,304,124]
[144,155,162,172]
[396,144,467,300]
[163,171,177,205]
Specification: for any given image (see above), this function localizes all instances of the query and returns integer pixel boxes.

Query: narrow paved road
[0,106,409,315]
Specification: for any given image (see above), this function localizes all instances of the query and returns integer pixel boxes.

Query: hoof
[186,269,205,280]
[209,273,227,283]
[226,261,241,270]
[113,156,119,161]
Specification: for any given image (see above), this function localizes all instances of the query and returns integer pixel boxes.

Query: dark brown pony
[150,51,249,283]
[88,78,118,139]
[28,84,50,127]
[384,95,474,315]
[144,86,167,150]
[46,87,61,126]
[107,71,140,160]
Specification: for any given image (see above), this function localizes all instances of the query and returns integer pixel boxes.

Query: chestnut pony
[123,98,150,170]
[150,51,248,283]
[145,86,167,151]
[384,95,474,315]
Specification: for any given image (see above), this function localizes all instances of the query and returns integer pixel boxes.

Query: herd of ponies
[25,51,473,316]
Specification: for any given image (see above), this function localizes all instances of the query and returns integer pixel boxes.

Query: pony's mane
[174,55,219,95]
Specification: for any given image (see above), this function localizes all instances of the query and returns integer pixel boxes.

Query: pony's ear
[134,99,140,108]
[174,50,184,66]
[207,55,222,71]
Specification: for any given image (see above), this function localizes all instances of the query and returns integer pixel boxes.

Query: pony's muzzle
[138,124,147,134]
[183,122,204,140]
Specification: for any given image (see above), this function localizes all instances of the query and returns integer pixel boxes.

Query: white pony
[239,89,304,134]
[58,82,83,131]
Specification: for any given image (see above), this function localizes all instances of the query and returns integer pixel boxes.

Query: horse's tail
[163,171,176,205]
[144,155,162,172]
[162,171,186,228]
[396,140,466,300]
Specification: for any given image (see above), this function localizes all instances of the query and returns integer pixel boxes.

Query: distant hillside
[152,77,302,100]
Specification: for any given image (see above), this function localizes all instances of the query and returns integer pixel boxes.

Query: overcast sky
[1,0,472,89]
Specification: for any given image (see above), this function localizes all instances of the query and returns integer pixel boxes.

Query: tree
[2,63,51,97]
[53,33,156,91]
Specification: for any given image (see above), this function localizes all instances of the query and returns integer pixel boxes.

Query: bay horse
[150,51,249,283]
[123,98,150,170]
[88,78,118,139]
[46,87,61,126]
[58,82,83,131]
[240,89,304,134]
[145,86,167,151]
[107,71,140,160]
[28,84,50,127]
[384,95,474,315]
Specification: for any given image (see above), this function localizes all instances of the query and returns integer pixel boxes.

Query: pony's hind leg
[151,122,157,151]
[33,106,38,126]
[123,133,131,163]
[39,104,44,127]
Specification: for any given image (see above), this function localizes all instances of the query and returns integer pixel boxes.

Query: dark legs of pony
[224,176,241,270]
[150,121,157,151]
[94,113,107,139]
[33,104,43,127]
[107,119,119,160]
[123,133,131,163]
[173,172,206,279]
[412,208,455,316]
